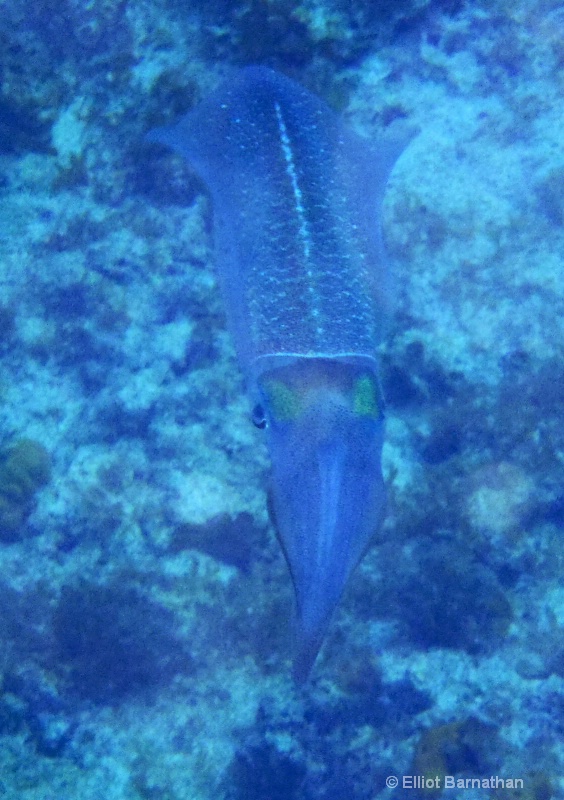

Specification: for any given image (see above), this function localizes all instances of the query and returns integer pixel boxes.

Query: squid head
[256,358,385,680]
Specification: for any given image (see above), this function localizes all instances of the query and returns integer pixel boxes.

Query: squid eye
[251,404,267,429]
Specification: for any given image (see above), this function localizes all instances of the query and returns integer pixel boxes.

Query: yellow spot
[353,375,379,417]
[264,380,301,421]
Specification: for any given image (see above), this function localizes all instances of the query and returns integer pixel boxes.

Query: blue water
[0,0,562,797]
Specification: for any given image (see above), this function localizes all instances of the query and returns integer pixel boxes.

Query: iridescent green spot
[353,375,379,418]
[264,379,301,421]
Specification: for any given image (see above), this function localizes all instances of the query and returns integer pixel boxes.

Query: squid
[148,67,410,678]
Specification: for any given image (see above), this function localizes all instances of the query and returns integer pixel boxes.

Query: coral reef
[0,0,563,796]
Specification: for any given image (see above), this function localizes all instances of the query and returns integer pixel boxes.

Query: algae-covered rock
[412,718,500,796]
[0,439,51,541]
[53,580,191,704]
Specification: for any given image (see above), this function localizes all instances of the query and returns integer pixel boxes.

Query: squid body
[149,67,409,678]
